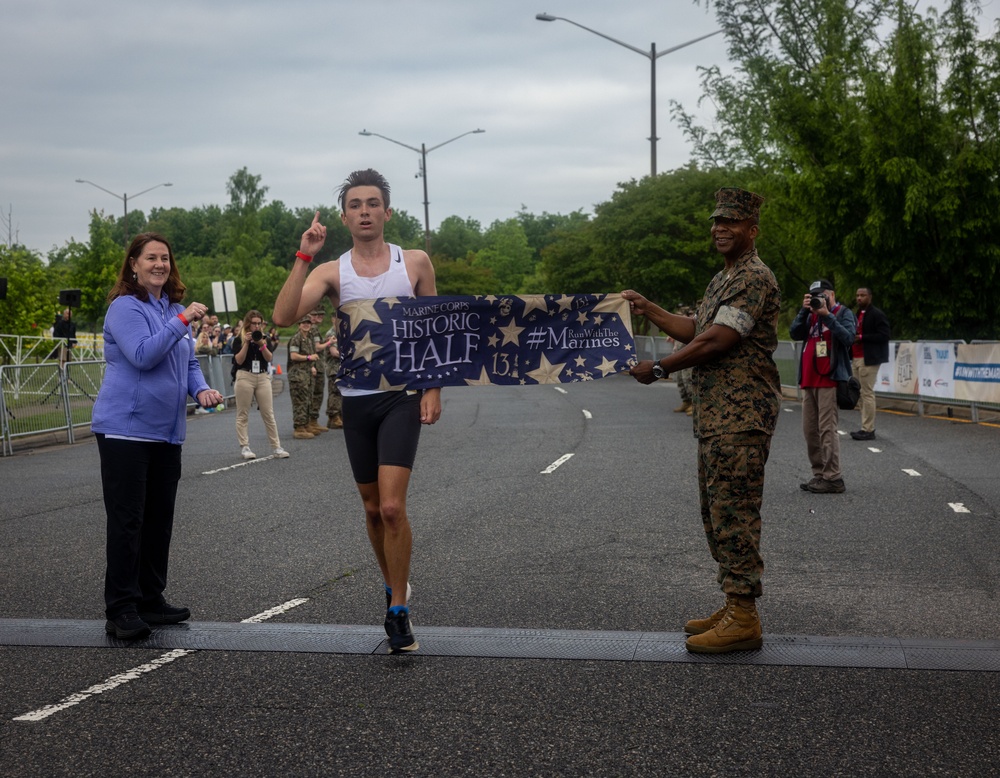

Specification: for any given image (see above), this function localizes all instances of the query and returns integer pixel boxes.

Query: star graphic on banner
[555,295,575,313]
[498,319,525,346]
[574,355,587,368]
[576,311,589,326]
[484,295,498,305]
[591,295,628,315]
[520,295,549,318]
[487,334,500,348]
[352,331,382,362]
[490,316,497,325]
[378,375,407,391]
[341,299,382,335]
[526,353,566,384]
[382,297,401,309]
[593,315,604,326]
[464,367,494,386]
[596,356,619,377]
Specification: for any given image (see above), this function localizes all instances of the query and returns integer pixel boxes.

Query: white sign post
[211,281,238,324]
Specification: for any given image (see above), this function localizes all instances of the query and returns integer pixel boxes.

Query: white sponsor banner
[954,343,1000,404]
[875,341,897,394]
[893,341,919,395]
[916,341,957,399]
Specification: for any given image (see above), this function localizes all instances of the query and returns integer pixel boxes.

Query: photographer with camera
[232,310,289,460]
[790,279,856,494]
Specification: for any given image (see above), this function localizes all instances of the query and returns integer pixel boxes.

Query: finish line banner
[336,294,636,391]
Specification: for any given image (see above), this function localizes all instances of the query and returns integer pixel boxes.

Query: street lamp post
[535,13,723,177]
[358,129,485,255]
[75,179,173,245]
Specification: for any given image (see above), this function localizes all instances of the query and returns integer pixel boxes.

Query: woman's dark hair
[107,232,186,304]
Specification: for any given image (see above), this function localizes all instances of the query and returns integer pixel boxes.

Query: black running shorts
[342,391,422,484]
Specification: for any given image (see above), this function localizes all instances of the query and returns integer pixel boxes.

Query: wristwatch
[652,362,667,380]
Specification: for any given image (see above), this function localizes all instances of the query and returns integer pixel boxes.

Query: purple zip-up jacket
[92,294,209,444]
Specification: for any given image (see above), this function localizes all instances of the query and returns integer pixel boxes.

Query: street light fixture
[75,179,173,245]
[358,128,485,255]
[535,12,723,177]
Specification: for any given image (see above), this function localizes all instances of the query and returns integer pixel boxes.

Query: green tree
[431,215,483,262]
[472,219,536,294]
[683,0,1000,339]
[0,245,55,338]
[63,212,124,327]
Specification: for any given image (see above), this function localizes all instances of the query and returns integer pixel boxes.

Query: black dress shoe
[850,430,876,441]
[105,612,151,640]
[138,603,191,624]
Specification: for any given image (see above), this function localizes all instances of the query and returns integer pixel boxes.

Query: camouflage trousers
[676,367,693,403]
[325,368,342,420]
[309,366,325,421]
[288,372,313,429]
[697,431,771,598]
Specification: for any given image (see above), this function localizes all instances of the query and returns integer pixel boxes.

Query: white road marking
[202,455,277,475]
[948,503,971,514]
[13,597,310,723]
[553,387,568,395]
[541,453,574,474]
[868,447,882,452]
[582,410,592,419]
[902,469,922,477]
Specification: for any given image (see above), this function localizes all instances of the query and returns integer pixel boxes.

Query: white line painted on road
[12,597,310,723]
[902,469,922,477]
[554,387,568,395]
[948,503,971,514]
[541,453,574,474]
[241,598,309,623]
[868,447,882,452]
[582,410,592,419]
[201,455,279,476]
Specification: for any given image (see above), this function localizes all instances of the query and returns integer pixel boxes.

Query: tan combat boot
[685,596,763,654]
[684,602,728,635]
[293,426,314,440]
[329,414,343,429]
[673,401,692,413]
[307,419,328,434]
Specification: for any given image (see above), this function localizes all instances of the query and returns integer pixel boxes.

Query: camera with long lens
[251,330,263,342]
[808,281,829,310]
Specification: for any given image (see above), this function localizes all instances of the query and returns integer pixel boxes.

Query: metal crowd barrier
[0,355,238,456]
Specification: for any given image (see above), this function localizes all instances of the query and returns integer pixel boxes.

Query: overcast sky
[3,1,997,257]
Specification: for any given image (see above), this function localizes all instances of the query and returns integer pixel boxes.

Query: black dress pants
[96,434,182,619]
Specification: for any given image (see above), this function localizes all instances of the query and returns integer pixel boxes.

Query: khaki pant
[852,357,879,433]
[801,386,840,481]
[235,370,281,450]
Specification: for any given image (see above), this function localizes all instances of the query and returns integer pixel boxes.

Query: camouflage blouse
[690,247,782,438]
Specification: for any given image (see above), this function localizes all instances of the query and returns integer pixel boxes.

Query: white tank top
[338,243,414,396]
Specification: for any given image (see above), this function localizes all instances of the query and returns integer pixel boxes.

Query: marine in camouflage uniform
[307,308,329,433]
[622,187,781,654]
[286,317,319,437]
[323,322,343,428]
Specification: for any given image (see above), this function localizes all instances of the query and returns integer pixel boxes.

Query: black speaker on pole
[59,289,82,307]
[0,277,6,300]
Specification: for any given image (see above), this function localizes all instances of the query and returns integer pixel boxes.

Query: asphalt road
[1,374,999,777]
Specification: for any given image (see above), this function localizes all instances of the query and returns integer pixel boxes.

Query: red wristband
[295,251,313,263]
[177,313,189,326]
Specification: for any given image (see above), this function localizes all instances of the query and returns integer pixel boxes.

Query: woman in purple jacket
[92,233,223,640]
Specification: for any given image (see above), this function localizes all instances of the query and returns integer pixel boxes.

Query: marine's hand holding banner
[336,294,636,391]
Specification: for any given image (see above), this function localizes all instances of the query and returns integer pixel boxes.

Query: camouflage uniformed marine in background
[286,316,319,439]
[323,321,343,428]
[671,306,697,415]
[622,186,781,655]
[306,307,331,435]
